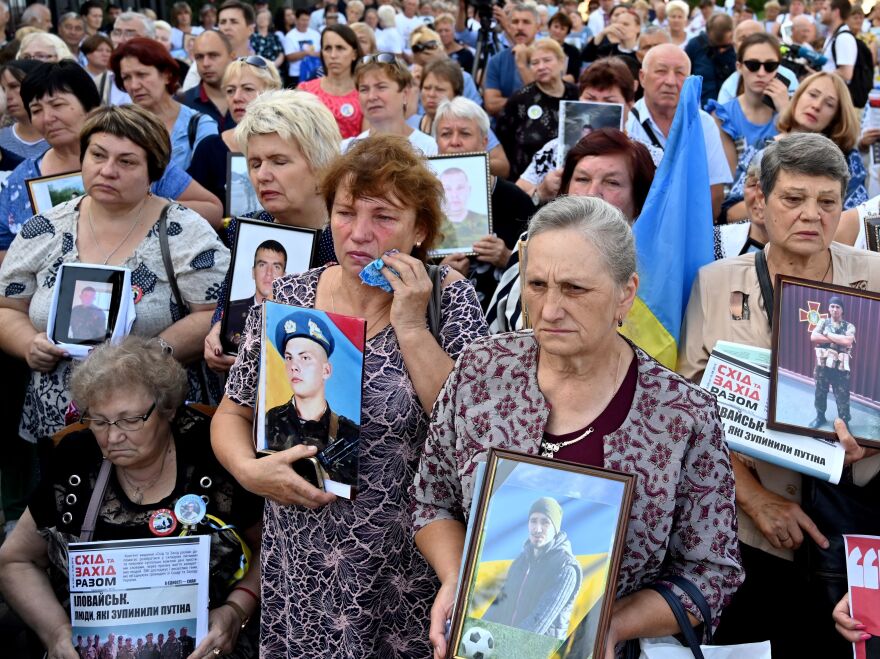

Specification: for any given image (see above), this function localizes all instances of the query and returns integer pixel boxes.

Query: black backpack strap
[755,248,774,329]
[631,106,664,150]
[187,111,204,149]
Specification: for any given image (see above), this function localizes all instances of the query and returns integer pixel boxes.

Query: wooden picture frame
[426,152,492,258]
[219,218,318,354]
[768,275,880,448]
[448,448,634,659]
[865,214,880,253]
[26,170,84,215]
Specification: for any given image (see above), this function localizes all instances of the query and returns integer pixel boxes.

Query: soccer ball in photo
[460,626,495,659]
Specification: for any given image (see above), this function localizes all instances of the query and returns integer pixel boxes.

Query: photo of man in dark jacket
[484,496,582,638]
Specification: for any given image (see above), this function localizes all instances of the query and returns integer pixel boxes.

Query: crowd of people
[0,0,876,658]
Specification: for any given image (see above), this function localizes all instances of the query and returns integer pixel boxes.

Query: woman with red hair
[112,37,218,170]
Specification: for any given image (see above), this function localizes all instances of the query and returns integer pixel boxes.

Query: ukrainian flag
[620,76,715,369]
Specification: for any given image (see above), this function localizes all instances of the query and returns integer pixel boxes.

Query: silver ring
[213,649,221,656]
[201,495,210,505]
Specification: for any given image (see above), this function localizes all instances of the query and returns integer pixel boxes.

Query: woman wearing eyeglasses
[297,25,365,140]
[188,56,283,215]
[0,337,263,659]
[341,53,438,155]
[112,37,218,171]
[707,34,787,183]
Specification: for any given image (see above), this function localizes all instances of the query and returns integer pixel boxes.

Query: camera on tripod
[469,0,503,22]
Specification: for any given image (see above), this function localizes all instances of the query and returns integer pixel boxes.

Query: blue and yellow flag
[621,76,715,368]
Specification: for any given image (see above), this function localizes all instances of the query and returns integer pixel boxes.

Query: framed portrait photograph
[448,448,634,659]
[557,101,625,164]
[426,152,492,257]
[47,263,134,359]
[768,275,880,448]
[226,152,263,217]
[256,301,366,499]
[26,171,85,215]
[220,219,318,354]
[865,214,880,253]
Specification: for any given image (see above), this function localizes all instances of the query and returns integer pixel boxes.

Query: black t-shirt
[562,42,582,81]
[29,407,263,605]
[450,46,475,73]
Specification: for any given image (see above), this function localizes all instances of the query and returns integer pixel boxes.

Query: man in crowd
[483,4,539,116]
[218,0,255,58]
[181,30,235,130]
[139,632,160,659]
[628,43,732,220]
[310,0,347,32]
[69,286,107,342]
[178,628,195,657]
[685,12,735,106]
[483,497,581,638]
[226,240,288,349]
[820,0,856,83]
[59,13,86,62]
[438,167,490,249]
[285,9,321,87]
[20,2,52,31]
[99,633,116,659]
[111,11,155,47]
[158,628,180,659]
[810,296,856,431]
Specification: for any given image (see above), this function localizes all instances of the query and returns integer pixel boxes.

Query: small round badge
[340,103,355,117]
[175,494,207,527]
[149,509,177,536]
[527,104,543,120]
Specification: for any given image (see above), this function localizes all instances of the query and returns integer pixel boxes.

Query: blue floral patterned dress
[225,264,488,657]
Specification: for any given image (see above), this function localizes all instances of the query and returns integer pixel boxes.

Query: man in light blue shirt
[483,4,540,116]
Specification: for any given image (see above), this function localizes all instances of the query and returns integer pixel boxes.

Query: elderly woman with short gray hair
[679,132,880,656]
[412,195,743,659]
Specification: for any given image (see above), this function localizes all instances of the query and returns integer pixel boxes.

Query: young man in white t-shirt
[285,8,321,86]
[821,0,857,82]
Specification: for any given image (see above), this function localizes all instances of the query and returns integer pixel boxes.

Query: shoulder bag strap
[646,583,706,659]
[666,574,714,643]
[80,459,112,543]
[754,248,774,329]
[630,106,664,150]
[187,111,204,150]
[158,202,188,315]
[426,264,444,342]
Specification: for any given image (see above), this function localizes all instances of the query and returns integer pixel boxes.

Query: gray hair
[115,11,156,39]
[640,25,671,43]
[759,133,849,199]
[526,196,636,288]
[21,3,49,27]
[70,336,188,418]
[511,3,540,22]
[59,12,85,26]
[433,97,490,140]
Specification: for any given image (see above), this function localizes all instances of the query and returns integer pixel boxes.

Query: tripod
[471,12,500,89]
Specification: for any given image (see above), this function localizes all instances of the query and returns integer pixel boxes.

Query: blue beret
[275,311,334,357]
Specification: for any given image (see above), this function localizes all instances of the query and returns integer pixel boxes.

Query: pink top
[297,78,363,139]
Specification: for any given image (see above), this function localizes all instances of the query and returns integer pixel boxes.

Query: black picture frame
[219,218,318,354]
[52,265,126,347]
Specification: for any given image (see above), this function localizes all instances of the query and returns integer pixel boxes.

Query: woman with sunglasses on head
[188,57,283,215]
[342,53,438,155]
[297,25,365,140]
[112,37,218,171]
[708,34,787,182]
[0,337,263,659]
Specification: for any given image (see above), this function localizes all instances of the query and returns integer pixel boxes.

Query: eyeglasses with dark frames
[412,40,440,54]
[81,402,157,432]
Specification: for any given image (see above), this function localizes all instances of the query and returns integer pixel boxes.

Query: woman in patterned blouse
[213,134,488,657]
[412,196,743,659]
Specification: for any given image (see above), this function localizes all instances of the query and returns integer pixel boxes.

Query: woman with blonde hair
[203,89,343,371]
[666,0,691,47]
[350,21,377,55]
[188,56,282,212]
[722,71,866,221]
[16,32,74,62]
